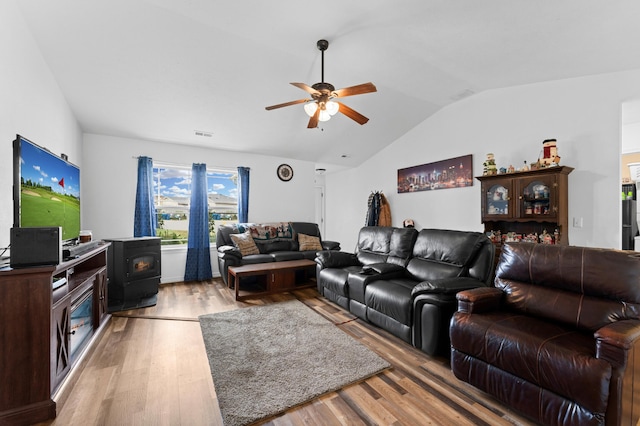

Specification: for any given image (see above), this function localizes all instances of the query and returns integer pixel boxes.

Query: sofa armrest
[347,263,407,304]
[411,277,485,356]
[217,244,242,259]
[595,319,640,368]
[362,263,405,275]
[322,240,341,251]
[411,277,486,297]
[315,250,359,268]
[455,287,503,314]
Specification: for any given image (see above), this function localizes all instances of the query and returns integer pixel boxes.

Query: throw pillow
[230,232,260,256]
[298,233,323,251]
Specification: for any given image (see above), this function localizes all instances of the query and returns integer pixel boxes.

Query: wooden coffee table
[227,259,316,301]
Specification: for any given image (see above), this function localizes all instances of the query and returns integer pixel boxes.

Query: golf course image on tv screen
[16,135,81,241]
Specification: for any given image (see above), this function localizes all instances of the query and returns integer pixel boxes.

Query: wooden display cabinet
[0,242,110,425]
[476,166,573,247]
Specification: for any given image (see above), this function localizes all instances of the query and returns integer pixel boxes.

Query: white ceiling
[17,0,640,170]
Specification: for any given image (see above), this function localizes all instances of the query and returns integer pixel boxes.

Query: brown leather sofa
[450,243,640,426]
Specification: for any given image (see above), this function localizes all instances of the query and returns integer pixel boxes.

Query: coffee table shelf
[227,259,316,301]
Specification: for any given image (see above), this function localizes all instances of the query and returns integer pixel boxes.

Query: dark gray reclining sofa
[216,221,340,285]
[315,226,494,355]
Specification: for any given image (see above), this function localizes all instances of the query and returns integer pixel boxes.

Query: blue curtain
[238,166,250,223]
[134,156,157,237]
[184,163,212,281]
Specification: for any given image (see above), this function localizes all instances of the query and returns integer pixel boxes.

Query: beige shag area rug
[199,300,390,426]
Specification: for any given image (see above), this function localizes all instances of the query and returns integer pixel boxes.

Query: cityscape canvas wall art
[397,154,473,193]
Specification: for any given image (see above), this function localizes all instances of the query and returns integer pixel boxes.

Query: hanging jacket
[366,192,381,226]
[378,193,391,226]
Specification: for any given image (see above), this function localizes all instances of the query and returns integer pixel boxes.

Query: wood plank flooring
[38,279,536,426]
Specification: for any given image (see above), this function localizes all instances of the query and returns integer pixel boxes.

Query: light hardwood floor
[38,279,536,426]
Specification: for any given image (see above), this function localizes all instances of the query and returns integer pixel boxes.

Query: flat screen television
[13,135,81,243]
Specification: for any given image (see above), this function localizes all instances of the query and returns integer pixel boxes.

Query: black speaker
[10,227,62,268]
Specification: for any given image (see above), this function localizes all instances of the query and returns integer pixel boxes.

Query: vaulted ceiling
[17,1,640,170]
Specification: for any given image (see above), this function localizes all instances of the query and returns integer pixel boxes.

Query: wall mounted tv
[13,135,81,243]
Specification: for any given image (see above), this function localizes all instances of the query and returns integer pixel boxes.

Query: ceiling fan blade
[265,98,309,110]
[291,82,320,95]
[307,108,320,128]
[333,82,377,98]
[336,102,369,125]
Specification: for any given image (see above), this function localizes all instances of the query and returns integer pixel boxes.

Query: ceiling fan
[265,39,377,128]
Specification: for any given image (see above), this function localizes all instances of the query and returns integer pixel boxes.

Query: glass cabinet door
[518,176,558,219]
[482,180,513,219]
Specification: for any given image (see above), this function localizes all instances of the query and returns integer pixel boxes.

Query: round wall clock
[277,164,294,182]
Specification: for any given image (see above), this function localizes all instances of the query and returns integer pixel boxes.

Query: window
[153,164,238,245]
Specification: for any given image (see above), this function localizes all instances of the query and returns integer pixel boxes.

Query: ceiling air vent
[195,130,213,138]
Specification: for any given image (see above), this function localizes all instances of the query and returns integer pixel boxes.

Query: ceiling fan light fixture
[318,109,332,122]
[326,100,339,116]
[304,102,318,117]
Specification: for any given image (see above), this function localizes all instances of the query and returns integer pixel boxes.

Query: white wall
[0,0,82,250]
[82,133,318,281]
[5,0,640,269]
[326,69,640,252]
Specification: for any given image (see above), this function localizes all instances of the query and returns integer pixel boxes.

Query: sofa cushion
[291,222,321,238]
[387,227,418,266]
[315,251,359,268]
[230,232,260,256]
[298,233,323,251]
[356,226,393,264]
[271,251,304,262]
[256,240,294,253]
[238,253,276,265]
[407,229,488,282]
[319,266,362,298]
[451,311,612,414]
[365,278,417,326]
[412,229,485,266]
[496,243,640,332]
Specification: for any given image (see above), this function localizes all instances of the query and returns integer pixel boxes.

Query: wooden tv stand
[0,242,110,425]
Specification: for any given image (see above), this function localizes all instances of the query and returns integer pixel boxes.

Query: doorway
[621,100,640,250]
[315,185,325,237]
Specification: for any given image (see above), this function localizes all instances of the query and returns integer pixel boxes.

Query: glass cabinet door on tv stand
[477,165,573,246]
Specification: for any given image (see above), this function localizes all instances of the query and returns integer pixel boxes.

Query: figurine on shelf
[540,229,554,244]
[487,230,502,244]
[520,160,530,172]
[539,139,560,167]
[483,153,498,176]
[507,164,515,173]
[505,232,521,243]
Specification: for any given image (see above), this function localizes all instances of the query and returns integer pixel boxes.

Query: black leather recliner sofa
[216,221,340,285]
[315,226,494,355]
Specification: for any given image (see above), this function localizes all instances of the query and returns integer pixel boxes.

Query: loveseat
[216,222,340,285]
[315,226,494,355]
[450,243,640,426]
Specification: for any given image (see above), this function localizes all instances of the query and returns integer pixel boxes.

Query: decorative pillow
[230,232,260,256]
[298,233,323,251]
